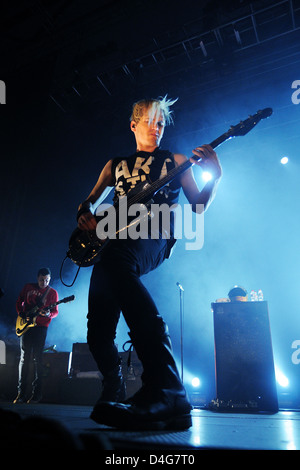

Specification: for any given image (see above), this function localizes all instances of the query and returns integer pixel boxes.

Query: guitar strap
[40,286,51,306]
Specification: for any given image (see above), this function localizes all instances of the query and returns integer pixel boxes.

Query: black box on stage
[41,352,70,402]
[59,343,142,404]
[69,342,143,378]
[70,342,99,375]
[211,301,278,412]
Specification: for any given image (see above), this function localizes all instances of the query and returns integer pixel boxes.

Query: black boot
[91,388,192,430]
[90,324,192,430]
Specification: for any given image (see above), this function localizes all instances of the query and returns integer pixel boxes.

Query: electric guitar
[67,108,272,267]
[15,295,75,337]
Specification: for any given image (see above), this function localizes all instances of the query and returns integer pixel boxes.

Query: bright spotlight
[191,377,201,388]
[280,156,289,165]
[202,171,212,182]
[275,367,289,387]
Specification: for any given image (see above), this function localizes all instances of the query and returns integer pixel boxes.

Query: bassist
[77,96,222,430]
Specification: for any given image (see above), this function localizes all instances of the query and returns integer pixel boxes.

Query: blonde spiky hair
[130,95,178,126]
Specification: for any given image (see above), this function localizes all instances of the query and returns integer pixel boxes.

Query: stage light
[202,171,212,182]
[280,156,289,165]
[275,367,289,387]
[191,377,201,388]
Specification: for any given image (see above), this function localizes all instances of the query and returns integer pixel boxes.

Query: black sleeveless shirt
[111,147,181,207]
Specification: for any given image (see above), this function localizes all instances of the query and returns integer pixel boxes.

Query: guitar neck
[39,296,74,312]
[47,300,61,310]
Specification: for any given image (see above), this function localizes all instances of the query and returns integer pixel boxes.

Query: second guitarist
[14,267,59,404]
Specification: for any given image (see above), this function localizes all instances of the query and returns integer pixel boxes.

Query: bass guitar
[16,295,75,337]
[67,108,272,267]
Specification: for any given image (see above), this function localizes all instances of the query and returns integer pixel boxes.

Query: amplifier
[211,301,278,412]
[69,342,98,376]
[61,343,142,404]
[68,342,142,399]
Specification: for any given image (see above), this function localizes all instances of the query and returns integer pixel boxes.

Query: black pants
[18,326,47,398]
[87,236,183,392]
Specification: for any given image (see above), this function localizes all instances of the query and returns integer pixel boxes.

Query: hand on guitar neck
[38,308,51,317]
[189,144,222,180]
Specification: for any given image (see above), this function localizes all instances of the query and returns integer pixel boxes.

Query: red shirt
[16,283,59,327]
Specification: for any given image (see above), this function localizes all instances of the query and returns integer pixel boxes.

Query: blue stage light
[275,367,289,387]
[191,377,201,388]
[280,156,289,165]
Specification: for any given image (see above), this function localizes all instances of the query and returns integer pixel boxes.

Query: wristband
[76,201,93,221]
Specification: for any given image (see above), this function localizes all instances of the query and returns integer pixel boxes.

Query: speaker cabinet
[69,342,98,375]
[61,343,143,404]
[41,352,70,403]
[211,301,278,412]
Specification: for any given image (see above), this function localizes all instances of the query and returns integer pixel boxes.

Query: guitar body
[68,227,107,267]
[68,182,154,267]
[68,108,272,268]
[15,315,38,337]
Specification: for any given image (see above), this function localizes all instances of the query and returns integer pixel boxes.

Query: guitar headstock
[227,108,273,138]
[62,295,75,303]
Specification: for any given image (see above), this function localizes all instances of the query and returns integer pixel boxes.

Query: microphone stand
[176,282,184,383]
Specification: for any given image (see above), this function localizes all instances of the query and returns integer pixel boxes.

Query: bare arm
[77,159,114,230]
[174,145,222,213]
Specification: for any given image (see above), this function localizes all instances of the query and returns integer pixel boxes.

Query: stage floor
[1,401,300,452]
